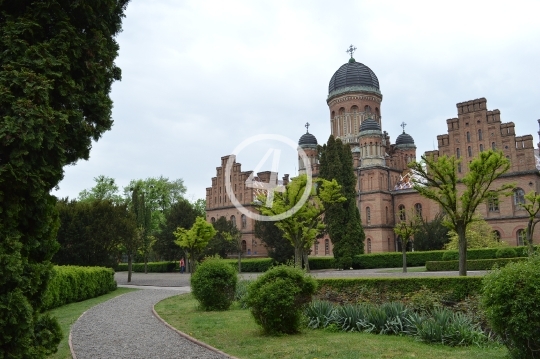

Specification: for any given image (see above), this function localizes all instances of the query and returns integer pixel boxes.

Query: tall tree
[130,185,152,275]
[410,150,512,276]
[78,175,123,204]
[0,1,128,356]
[393,209,420,273]
[206,216,237,260]
[254,220,294,264]
[413,212,450,251]
[256,174,345,269]
[522,191,540,256]
[318,135,365,269]
[174,217,216,273]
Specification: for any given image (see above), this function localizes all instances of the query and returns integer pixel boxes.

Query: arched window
[479,144,484,152]
[314,240,319,255]
[241,214,247,228]
[211,217,216,224]
[493,230,501,241]
[517,229,526,246]
[414,203,422,217]
[375,107,380,116]
[478,129,483,140]
[466,132,471,142]
[367,238,372,253]
[230,215,236,227]
[331,111,335,118]
[456,148,461,159]
[385,206,388,224]
[398,204,406,221]
[241,240,247,252]
[514,188,525,208]
[458,163,462,173]
[487,192,499,212]
[325,239,330,255]
[351,105,358,113]
[339,107,345,115]
[468,146,472,157]
[366,207,371,225]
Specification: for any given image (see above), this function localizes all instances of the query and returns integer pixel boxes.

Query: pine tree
[318,135,365,269]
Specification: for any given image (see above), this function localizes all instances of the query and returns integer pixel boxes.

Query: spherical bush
[495,247,517,258]
[190,257,237,311]
[246,265,317,335]
[482,257,540,358]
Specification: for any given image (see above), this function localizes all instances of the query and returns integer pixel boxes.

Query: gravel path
[70,289,230,359]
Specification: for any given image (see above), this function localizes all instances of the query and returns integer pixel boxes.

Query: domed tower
[358,118,385,167]
[298,122,319,176]
[327,46,382,144]
[394,123,417,171]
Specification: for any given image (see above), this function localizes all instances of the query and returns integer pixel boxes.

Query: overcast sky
[52,0,540,202]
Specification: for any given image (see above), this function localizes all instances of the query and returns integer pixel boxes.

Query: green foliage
[305,300,336,329]
[78,175,123,204]
[115,261,178,272]
[191,257,237,311]
[353,250,446,269]
[223,258,274,272]
[316,277,483,304]
[234,279,253,309]
[405,286,443,313]
[54,198,136,267]
[256,174,345,268]
[426,258,527,271]
[318,136,365,269]
[206,216,238,259]
[410,150,513,275]
[482,257,540,358]
[308,257,336,270]
[413,213,450,251]
[43,266,117,310]
[442,251,459,261]
[0,1,128,356]
[174,216,216,272]
[495,247,517,258]
[446,218,506,250]
[246,265,318,334]
[254,219,294,264]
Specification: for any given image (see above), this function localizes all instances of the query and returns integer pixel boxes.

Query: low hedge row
[315,277,483,304]
[426,257,528,271]
[351,250,447,269]
[441,247,530,261]
[223,258,274,272]
[115,261,178,272]
[44,265,117,310]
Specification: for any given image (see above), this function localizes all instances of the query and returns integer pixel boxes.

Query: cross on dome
[346,44,357,58]
[400,121,407,133]
[305,122,310,133]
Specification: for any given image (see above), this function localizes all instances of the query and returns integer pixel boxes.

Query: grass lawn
[155,294,508,359]
[378,266,427,273]
[47,287,138,359]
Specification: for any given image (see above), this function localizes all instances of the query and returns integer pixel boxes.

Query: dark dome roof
[359,118,381,132]
[328,58,380,94]
[396,132,415,145]
[298,132,318,146]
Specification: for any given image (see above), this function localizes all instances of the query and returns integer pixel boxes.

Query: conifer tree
[318,135,365,269]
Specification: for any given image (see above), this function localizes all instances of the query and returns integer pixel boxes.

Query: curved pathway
[70,289,230,359]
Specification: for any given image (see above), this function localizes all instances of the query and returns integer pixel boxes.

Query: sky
[52,0,540,202]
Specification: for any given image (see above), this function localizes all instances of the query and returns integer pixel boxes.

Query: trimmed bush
[442,251,459,261]
[191,257,237,311]
[482,257,540,358]
[352,250,446,269]
[426,257,527,271]
[115,261,178,272]
[495,247,517,258]
[246,265,317,334]
[308,257,336,270]
[316,277,483,304]
[43,266,117,310]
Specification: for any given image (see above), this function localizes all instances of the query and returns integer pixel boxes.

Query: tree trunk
[402,243,407,273]
[303,251,310,272]
[144,255,148,274]
[457,226,467,276]
[527,219,535,256]
[127,253,133,283]
[186,251,191,274]
[294,246,303,268]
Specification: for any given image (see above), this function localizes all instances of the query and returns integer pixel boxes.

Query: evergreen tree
[318,135,365,269]
[0,2,129,356]
[254,220,294,263]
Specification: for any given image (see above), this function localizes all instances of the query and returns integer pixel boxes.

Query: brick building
[206,52,540,256]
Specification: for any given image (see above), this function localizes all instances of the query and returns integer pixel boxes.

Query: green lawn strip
[155,293,508,359]
[47,287,138,359]
[378,267,427,273]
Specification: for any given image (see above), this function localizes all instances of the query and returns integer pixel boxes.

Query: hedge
[308,257,336,270]
[115,261,178,272]
[351,250,447,269]
[315,277,483,304]
[441,246,532,261]
[44,266,117,310]
[426,257,528,271]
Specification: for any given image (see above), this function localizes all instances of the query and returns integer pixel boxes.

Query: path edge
[152,300,240,359]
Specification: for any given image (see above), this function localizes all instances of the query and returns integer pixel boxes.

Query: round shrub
[191,257,237,311]
[442,251,459,261]
[246,265,317,335]
[495,247,517,258]
[481,257,540,358]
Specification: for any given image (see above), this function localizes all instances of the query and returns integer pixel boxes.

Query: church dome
[328,58,380,95]
[395,132,415,146]
[298,132,318,146]
[359,118,381,132]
